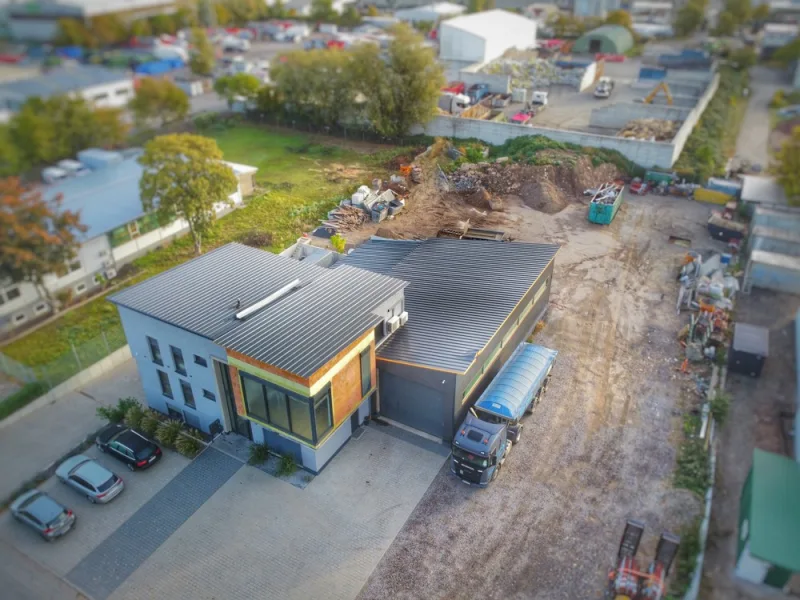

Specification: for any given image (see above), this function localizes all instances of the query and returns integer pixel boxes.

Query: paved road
[0,359,143,503]
[735,66,784,169]
[0,538,86,600]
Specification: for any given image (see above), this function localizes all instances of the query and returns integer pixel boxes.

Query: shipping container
[749,225,800,257]
[744,250,800,294]
[752,206,800,230]
[694,188,732,205]
[638,66,667,80]
[707,177,742,197]
[645,170,674,184]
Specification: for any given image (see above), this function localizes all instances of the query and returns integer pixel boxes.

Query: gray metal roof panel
[340,238,558,372]
[110,243,329,340]
[216,265,407,377]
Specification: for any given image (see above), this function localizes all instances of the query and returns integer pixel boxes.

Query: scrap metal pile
[590,181,623,205]
[482,57,585,89]
[618,119,678,141]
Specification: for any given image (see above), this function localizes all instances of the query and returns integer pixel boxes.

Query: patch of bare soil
[358,196,713,600]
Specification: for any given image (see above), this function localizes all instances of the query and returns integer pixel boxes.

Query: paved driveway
[109,426,447,600]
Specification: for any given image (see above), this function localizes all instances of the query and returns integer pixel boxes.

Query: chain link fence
[0,324,127,393]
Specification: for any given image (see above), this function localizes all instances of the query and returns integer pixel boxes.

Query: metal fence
[0,324,127,392]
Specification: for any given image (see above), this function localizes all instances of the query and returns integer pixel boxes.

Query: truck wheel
[513,425,523,444]
[526,396,536,414]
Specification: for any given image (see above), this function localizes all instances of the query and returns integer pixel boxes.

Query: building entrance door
[214,360,253,440]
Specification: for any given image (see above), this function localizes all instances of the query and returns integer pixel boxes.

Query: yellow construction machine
[643,82,673,105]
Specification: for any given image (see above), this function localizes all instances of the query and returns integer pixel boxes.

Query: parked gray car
[10,490,76,541]
[56,455,124,504]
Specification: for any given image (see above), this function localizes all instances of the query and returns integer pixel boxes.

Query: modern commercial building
[736,449,800,591]
[7,0,176,42]
[395,2,465,23]
[110,237,557,473]
[572,24,635,55]
[0,65,134,123]
[438,9,538,64]
[0,150,257,334]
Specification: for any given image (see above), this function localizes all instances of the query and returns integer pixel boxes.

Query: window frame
[6,287,20,301]
[239,372,317,444]
[202,389,216,401]
[360,347,372,397]
[147,336,163,365]
[193,355,208,367]
[74,283,87,294]
[171,345,186,375]
[180,379,196,409]
[313,387,333,442]
[157,369,173,399]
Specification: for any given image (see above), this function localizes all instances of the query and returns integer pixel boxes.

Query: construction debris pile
[482,57,586,90]
[618,119,678,141]
[677,251,740,364]
[590,182,623,205]
[316,176,412,236]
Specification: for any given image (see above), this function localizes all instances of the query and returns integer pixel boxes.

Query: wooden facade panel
[228,365,247,416]
[331,343,373,426]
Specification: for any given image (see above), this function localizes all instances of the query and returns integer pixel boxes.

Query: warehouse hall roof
[0,66,130,109]
[439,9,537,39]
[340,237,559,372]
[111,243,407,378]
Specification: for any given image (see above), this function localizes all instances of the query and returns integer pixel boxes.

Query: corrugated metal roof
[741,176,788,207]
[340,238,558,372]
[0,66,130,109]
[111,243,408,378]
[110,243,329,340]
[216,265,407,377]
[440,9,537,39]
[474,344,557,420]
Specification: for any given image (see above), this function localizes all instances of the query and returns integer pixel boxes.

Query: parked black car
[96,424,162,471]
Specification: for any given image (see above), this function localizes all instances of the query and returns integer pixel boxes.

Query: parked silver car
[56,455,124,504]
[10,490,76,541]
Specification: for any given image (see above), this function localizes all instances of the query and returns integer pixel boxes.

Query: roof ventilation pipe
[235,279,301,320]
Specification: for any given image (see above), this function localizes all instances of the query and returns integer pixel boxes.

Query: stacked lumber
[321,205,368,233]
[618,119,678,141]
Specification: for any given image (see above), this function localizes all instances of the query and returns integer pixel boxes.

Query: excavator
[605,520,681,600]
[643,82,673,106]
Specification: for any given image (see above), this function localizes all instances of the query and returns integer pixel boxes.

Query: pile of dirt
[449,154,621,214]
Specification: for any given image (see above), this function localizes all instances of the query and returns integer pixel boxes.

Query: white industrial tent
[395,2,465,23]
[438,9,537,64]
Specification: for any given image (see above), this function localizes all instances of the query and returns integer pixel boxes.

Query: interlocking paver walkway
[67,448,241,600]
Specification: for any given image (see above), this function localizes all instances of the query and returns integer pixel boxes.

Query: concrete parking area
[108,426,447,600]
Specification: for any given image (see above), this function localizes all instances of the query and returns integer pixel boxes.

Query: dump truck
[451,343,557,487]
[438,92,471,114]
[467,83,490,104]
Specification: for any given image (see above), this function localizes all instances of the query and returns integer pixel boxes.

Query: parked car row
[10,425,162,541]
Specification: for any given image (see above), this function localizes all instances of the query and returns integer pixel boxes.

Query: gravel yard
[358,195,710,600]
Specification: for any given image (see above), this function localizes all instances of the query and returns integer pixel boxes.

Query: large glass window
[147,336,162,365]
[314,390,332,440]
[180,380,195,408]
[266,387,290,431]
[157,370,172,398]
[171,346,186,375]
[288,396,313,441]
[360,347,372,397]
[242,375,268,422]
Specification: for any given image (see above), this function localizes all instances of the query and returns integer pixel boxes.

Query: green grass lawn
[2,125,410,368]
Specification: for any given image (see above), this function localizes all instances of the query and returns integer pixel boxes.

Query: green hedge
[674,67,749,182]
[0,382,49,421]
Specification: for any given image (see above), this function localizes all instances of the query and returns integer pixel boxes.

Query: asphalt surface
[0,537,86,600]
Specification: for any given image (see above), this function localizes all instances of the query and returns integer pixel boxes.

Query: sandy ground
[703,291,800,600]
[357,194,712,600]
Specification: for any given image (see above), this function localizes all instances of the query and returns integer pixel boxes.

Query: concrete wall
[458,64,512,94]
[411,114,677,168]
[118,306,228,433]
[589,102,692,130]
[670,72,720,166]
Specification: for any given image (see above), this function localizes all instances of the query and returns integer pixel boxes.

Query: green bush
[139,411,161,438]
[155,419,184,447]
[330,234,346,253]
[248,442,270,465]
[175,434,202,458]
[669,517,703,597]
[124,405,146,430]
[771,90,788,109]
[710,392,731,425]
[97,397,142,424]
[0,382,49,421]
[277,454,297,476]
[674,436,711,497]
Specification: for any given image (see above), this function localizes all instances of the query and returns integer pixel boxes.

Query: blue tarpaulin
[474,344,557,420]
[55,46,84,59]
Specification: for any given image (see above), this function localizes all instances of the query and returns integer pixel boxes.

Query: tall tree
[353,24,444,137]
[774,38,800,64]
[130,19,153,37]
[149,13,177,35]
[269,0,287,18]
[0,126,21,177]
[90,14,127,46]
[129,78,190,127]
[213,73,263,109]
[93,108,130,147]
[605,9,632,29]
[138,134,238,254]
[0,178,86,300]
[674,1,705,36]
[190,27,216,76]
[56,18,93,47]
[311,0,338,21]
[8,99,57,167]
[215,3,232,25]
[776,126,800,207]
[714,10,737,36]
[724,0,751,25]
[468,0,487,13]
[751,3,770,21]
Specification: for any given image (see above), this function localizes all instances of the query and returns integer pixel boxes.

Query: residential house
[110,237,558,473]
[0,149,257,334]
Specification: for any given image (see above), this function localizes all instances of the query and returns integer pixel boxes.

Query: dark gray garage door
[380,371,445,438]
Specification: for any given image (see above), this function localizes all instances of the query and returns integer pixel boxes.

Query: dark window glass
[157,370,172,398]
[242,375,268,422]
[97,475,118,493]
[148,337,162,365]
[167,405,183,421]
[194,355,208,367]
[202,389,216,401]
[314,391,332,441]
[360,347,372,396]
[266,387,290,431]
[180,380,195,408]
[6,287,20,300]
[171,346,186,375]
[288,396,312,441]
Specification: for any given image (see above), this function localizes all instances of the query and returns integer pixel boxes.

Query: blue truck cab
[467,83,490,104]
[451,343,557,486]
